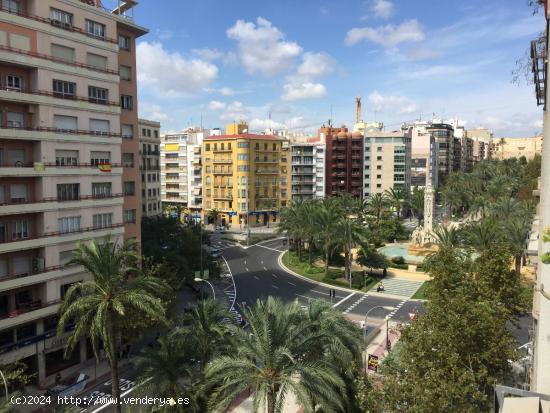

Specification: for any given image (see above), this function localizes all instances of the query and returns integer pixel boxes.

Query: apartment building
[202,123,291,228]
[139,118,160,217]
[492,136,543,160]
[290,142,325,201]
[363,130,411,196]
[320,125,363,198]
[0,0,146,385]
[408,123,439,188]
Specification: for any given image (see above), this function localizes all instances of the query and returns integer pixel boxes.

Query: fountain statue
[408,168,438,256]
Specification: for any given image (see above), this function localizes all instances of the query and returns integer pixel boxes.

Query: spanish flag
[98,163,112,172]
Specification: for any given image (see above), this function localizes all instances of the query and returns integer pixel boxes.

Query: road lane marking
[263,266,267,271]
[244,260,247,265]
[245,267,249,272]
[261,260,264,265]
[254,275,259,280]
[271,285,279,289]
[255,244,285,253]
[271,273,278,278]
[333,292,356,309]
[288,281,296,286]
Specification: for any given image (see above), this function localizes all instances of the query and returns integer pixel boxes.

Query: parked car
[210,248,222,258]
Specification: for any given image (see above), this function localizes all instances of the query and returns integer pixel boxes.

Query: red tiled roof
[205,134,282,140]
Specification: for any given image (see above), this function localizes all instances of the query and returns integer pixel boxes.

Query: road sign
[367,354,379,372]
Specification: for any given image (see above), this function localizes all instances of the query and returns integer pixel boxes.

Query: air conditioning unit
[50,19,63,27]
[32,257,45,273]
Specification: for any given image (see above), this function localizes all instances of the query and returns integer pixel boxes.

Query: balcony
[0,223,124,254]
[213,195,233,200]
[0,194,123,216]
[0,162,123,177]
[0,123,121,138]
[0,300,61,330]
[255,170,278,174]
[213,159,233,164]
[255,160,278,164]
[213,170,233,175]
[213,149,232,153]
[0,5,119,45]
[0,260,82,293]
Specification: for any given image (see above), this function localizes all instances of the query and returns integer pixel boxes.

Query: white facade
[139,119,161,216]
[407,122,440,188]
[290,143,325,201]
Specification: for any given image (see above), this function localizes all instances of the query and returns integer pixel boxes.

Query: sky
[119,0,544,136]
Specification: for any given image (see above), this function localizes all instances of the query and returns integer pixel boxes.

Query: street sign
[367,354,379,372]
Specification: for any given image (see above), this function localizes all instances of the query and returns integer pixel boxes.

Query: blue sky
[124,0,544,136]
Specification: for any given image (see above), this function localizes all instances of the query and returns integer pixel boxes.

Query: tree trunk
[515,255,522,276]
[108,322,122,413]
[308,237,313,267]
[325,248,330,277]
[267,388,276,413]
[297,238,302,261]
[344,249,350,283]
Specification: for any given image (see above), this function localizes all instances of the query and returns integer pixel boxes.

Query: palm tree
[178,298,230,367]
[491,197,520,220]
[208,209,221,226]
[57,236,169,413]
[432,225,461,251]
[135,332,200,412]
[336,215,366,285]
[505,217,530,276]
[204,298,349,413]
[462,218,502,253]
[366,193,387,224]
[315,198,343,277]
[279,201,307,260]
[408,186,425,226]
[262,199,276,228]
[384,188,406,220]
[499,137,506,160]
[301,200,320,267]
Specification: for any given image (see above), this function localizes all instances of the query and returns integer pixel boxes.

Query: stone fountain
[408,178,438,256]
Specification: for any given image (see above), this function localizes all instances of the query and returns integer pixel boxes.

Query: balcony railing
[0,262,79,282]
[0,299,62,320]
[0,44,119,75]
[0,223,124,245]
[0,6,118,44]
[0,193,123,206]
[0,124,121,138]
[0,86,121,107]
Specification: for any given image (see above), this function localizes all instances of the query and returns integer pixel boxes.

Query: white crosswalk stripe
[211,240,238,250]
[371,279,424,298]
[343,294,369,314]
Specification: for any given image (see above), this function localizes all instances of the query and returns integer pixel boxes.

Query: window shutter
[86,53,107,69]
[89,119,110,134]
[51,44,75,61]
[9,33,30,51]
[10,184,27,201]
[13,256,31,276]
[54,115,78,130]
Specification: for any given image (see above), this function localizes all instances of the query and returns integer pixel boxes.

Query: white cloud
[219,101,251,121]
[367,91,417,115]
[227,17,302,76]
[208,100,226,111]
[296,52,334,78]
[139,103,170,122]
[406,47,441,61]
[345,19,425,47]
[219,87,236,96]
[249,118,285,131]
[137,41,218,94]
[192,48,224,61]
[281,83,327,101]
[372,0,394,18]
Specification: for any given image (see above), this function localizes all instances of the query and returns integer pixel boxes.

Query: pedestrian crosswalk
[371,278,424,298]
[343,294,369,314]
[211,239,238,250]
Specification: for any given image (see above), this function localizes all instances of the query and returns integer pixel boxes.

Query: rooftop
[205,134,285,141]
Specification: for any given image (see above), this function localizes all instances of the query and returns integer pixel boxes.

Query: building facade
[139,118,160,217]
[202,125,291,228]
[290,142,325,201]
[408,123,439,188]
[321,125,363,198]
[492,136,543,160]
[0,0,146,386]
[363,130,411,196]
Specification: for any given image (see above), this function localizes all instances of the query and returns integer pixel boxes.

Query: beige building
[0,0,147,385]
[492,136,543,160]
[139,119,161,217]
[202,123,291,228]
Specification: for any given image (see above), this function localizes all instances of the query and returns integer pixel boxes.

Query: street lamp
[385,315,391,351]
[363,306,396,342]
[194,278,216,300]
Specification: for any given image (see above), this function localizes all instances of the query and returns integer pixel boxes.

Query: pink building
[0,0,146,386]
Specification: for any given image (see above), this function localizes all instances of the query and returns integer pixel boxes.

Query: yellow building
[492,136,543,160]
[202,125,291,228]
[226,121,249,136]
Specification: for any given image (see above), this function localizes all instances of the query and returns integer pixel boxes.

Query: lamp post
[363,306,395,372]
[194,278,216,300]
[385,315,391,351]
[0,369,8,400]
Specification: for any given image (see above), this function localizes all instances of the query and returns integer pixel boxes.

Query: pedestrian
[377,282,384,292]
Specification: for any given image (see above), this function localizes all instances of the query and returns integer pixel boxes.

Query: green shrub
[392,256,406,265]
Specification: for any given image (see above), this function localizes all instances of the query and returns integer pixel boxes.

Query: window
[118,35,130,50]
[58,216,80,234]
[53,80,75,98]
[92,182,111,198]
[121,124,133,139]
[237,154,249,161]
[10,184,27,203]
[124,181,135,196]
[8,33,29,53]
[4,0,21,14]
[6,75,23,91]
[89,119,110,135]
[0,223,6,243]
[57,183,79,201]
[55,150,78,166]
[53,115,77,131]
[205,144,210,151]
[121,95,133,110]
[377,165,382,170]
[93,213,112,229]
[377,147,382,152]
[86,53,107,70]
[12,220,29,239]
[50,8,73,26]
[120,65,131,81]
[51,44,75,61]
[90,151,110,165]
[124,209,136,224]
[88,86,108,104]
[7,112,24,128]
[122,153,134,167]
[85,20,105,39]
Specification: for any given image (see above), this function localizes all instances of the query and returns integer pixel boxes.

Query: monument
[409,161,438,256]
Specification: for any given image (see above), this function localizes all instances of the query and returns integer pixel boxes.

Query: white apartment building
[363,129,411,196]
[139,118,161,217]
[290,142,325,201]
[408,122,440,188]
